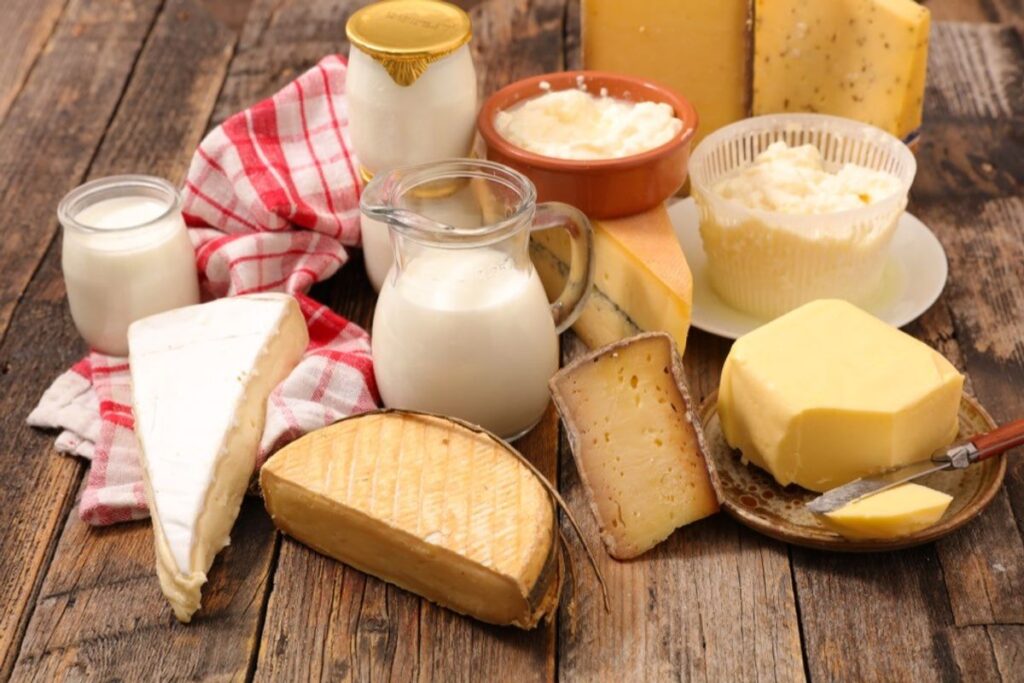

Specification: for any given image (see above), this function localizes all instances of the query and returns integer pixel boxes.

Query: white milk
[62,194,200,355]
[372,247,558,439]
[360,215,392,292]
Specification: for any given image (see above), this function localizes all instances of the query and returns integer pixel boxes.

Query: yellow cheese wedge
[821,483,953,540]
[531,205,693,355]
[582,0,751,144]
[719,300,964,492]
[752,0,930,140]
[260,411,560,629]
[550,333,719,559]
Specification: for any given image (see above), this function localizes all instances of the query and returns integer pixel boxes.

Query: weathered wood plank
[988,625,1024,681]
[8,1,260,679]
[0,0,68,124]
[0,0,165,676]
[555,336,805,682]
[0,0,165,347]
[253,1,565,680]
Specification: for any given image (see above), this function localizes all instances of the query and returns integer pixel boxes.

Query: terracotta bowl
[478,71,699,219]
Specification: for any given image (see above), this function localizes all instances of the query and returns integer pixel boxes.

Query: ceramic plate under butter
[699,391,1007,552]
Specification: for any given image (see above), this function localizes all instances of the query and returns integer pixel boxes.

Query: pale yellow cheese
[822,483,953,539]
[531,205,693,355]
[582,0,751,144]
[260,411,559,629]
[719,300,963,492]
[752,0,930,140]
[550,333,719,559]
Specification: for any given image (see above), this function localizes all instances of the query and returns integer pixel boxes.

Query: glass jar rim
[57,174,182,234]
[360,159,537,249]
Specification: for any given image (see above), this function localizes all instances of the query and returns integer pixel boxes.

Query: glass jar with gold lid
[347,0,478,291]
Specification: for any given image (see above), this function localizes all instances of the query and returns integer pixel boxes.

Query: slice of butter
[821,483,953,540]
[260,411,560,629]
[719,299,964,492]
[550,333,719,559]
[531,204,693,355]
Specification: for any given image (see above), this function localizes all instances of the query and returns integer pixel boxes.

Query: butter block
[551,333,719,559]
[821,483,953,539]
[752,0,930,140]
[531,205,693,355]
[130,294,308,622]
[260,411,560,629]
[582,0,751,144]
[719,300,963,492]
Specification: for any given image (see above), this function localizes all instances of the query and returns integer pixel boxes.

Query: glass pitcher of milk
[362,159,594,440]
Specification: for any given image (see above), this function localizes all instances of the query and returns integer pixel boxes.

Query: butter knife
[806,417,1024,514]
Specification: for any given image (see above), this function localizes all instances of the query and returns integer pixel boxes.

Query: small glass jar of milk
[362,159,595,440]
[58,175,200,356]
[346,0,478,291]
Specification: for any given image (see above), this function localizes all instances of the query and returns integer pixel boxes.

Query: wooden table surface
[1,0,1022,680]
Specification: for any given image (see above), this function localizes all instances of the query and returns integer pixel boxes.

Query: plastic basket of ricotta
[688,113,917,320]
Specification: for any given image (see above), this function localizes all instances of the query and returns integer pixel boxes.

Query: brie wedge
[129,293,308,622]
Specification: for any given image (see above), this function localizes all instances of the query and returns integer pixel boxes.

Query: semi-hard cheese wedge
[582,0,751,144]
[260,411,560,629]
[719,300,964,493]
[752,0,930,141]
[550,333,719,559]
[820,484,954,540]
[531,205,693,355]
[129,293,308,622]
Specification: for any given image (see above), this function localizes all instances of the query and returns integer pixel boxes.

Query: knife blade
[805,443,979,515]
[806,416,1024,515]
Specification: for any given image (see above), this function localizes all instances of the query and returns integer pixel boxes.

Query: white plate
[668,197,949,340]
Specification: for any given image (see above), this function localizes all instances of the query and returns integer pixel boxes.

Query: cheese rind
[718,300,963,492]
[129,293,308,622]
[551,333,719,559]
[821,483,953,539]
[752,0,930,140]
[583,0,751,144]
[260,411,559,629]
[531,205,693,355]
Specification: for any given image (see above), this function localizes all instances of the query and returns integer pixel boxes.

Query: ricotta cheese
[712,141,902,214]
[494,89,682,160]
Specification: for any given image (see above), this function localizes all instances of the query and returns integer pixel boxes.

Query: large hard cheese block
[129,293,308,622]
[550,333,719,559]
[821,483,953,540]
[718,299,963,493]
[582,0,751,144]
[260,411,560,629]
[752,0,930,140]
[531,204,693,355]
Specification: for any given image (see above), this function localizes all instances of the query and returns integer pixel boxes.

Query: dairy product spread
[821,483,953,540]
[718,299,964,492]
[712,142,902,214]
[494,89,682,160]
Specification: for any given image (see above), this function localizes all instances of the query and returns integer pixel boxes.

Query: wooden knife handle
[971,418,1024,462]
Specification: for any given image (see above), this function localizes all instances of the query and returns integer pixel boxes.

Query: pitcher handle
[531,202,595,334]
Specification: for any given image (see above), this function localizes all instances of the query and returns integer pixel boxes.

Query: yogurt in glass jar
[58,175,200,356]
[346,0,478,291]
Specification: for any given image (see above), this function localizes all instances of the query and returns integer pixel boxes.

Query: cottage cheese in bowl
[493,88,683,160]
[689,114,915,320]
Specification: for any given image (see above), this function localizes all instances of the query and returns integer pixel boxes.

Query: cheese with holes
[531,205,693,355]
[821,483,953,539]
[129,294,308,622]
[719,300,963,493]
[260,411,560,629]
[582,0,751,144]
[550,333,719,559]
[752,0,930,141]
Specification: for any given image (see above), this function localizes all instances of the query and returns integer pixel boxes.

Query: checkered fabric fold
[28,55,379,525]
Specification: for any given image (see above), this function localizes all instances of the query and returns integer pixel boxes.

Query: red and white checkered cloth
[28,54,379,525]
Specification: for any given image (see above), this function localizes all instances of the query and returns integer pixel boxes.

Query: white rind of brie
[128,293,308,622]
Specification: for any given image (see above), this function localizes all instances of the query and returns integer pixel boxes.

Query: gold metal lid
[346,0,472,87]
